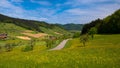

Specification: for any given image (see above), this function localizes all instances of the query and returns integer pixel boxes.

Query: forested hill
[0,14,67,33]
[55,23,83,31]
[81,9,120,34]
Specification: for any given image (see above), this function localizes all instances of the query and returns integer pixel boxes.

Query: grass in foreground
[0,34,120,68]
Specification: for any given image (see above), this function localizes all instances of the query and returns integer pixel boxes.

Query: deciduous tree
[80,34,89,47]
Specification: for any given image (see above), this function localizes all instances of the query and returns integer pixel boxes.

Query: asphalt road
[49,39,69,51]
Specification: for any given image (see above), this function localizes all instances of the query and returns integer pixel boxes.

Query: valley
[0,1,120,67]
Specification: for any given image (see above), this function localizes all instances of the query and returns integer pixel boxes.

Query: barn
[0,34,7,39]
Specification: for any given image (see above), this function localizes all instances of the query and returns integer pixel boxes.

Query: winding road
[49,39,69,51]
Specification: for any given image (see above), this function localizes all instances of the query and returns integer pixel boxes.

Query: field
[0,34,120,68]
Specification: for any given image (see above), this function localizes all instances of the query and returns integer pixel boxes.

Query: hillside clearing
[16,36,31,40]
[54,32,63,35]
[22,32,48,38]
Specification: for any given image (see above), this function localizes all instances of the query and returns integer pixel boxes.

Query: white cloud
[64,0,120,7]
[10,0,23,2]
[53,2,120,24]
[38,1,51,6]
[24,16,48,21]
[0,0,24,16]
[66,3,120,17]
[76,0,109,4]
[56,4,62,7]
[0,0,49,21]
[0,0,120,24]
[66,8,87,15]
[39,18,48,21]
[31,0,51,6]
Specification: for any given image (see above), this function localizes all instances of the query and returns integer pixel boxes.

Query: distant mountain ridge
[81,9,120,34]
[55,23,83,31]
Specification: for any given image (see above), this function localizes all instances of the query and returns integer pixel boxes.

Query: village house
[0,34,7,39]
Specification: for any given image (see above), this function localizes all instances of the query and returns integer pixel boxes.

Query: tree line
[81,9,120,34]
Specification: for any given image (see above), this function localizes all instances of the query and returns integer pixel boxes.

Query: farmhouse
[0,34,7,39]
[49,36,57,40]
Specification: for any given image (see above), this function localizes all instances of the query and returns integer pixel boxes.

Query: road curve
[49,39,69,51]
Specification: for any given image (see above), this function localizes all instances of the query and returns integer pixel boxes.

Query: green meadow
[0,34,120,68]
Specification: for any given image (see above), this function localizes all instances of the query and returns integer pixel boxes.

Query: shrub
[46,39,53,48]
[22,39,35,52]
[80,34,89,47]
[0,46,2,52]
[73,32,80,38]
[22,45,33,52]
[4,43,13,52]
[43,38,55,48]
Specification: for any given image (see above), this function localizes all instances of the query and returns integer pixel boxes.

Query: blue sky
[0,0,120,24]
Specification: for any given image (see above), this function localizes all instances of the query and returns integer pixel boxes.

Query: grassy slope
[0,22,27,36]
[40,26,57,35]
[0,13,70,36]
[40,26,70,36]
[0,34,120,68]
[0,22,29,46]
[0,23,47,47]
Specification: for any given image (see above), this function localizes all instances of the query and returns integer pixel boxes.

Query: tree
[81,9,120,34]
[80,34,89,47]
[44,38,54,48]
[81,18,102,34]
[29,39,35,50]
[73,32,80,38]
[88,27,97,39]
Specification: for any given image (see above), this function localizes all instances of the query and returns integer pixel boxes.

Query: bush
[4,43,13,52]
[22,40,35,52]
[45,39,53,48]
[0,46,2,52]
[22,45,33,52]
[80,34,89,47]
[73,32,80,38]
[6,40,20,46]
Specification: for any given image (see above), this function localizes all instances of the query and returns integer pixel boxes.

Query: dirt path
[49,39,69,51]
[22,33,48,38]
[16,36,31,40]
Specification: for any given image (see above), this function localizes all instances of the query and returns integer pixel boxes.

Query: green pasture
[0,34,120,68]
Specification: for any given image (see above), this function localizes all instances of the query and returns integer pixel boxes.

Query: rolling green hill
[81,9,120,34]
[0,22,27,36]
[0,14,69,36]
[0,14,71,48]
